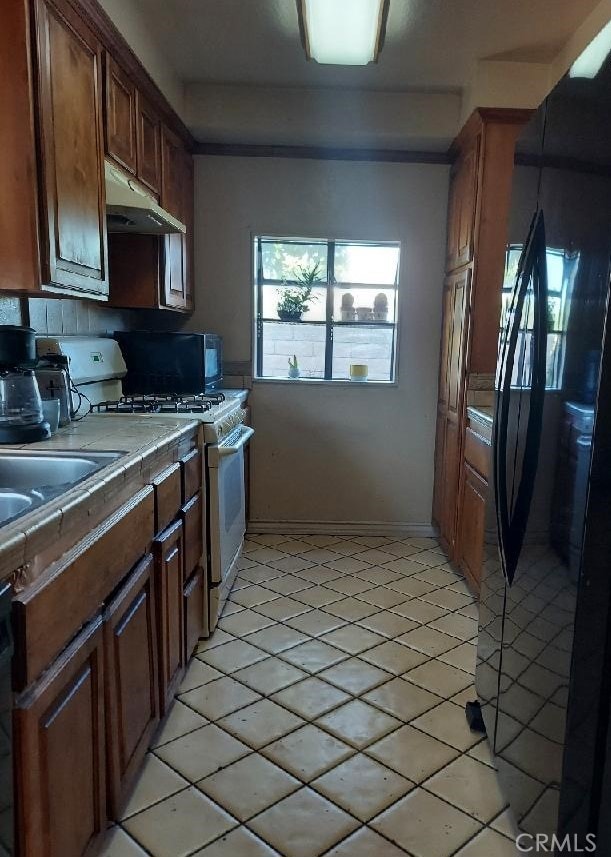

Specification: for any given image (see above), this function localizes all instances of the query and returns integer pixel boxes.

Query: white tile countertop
[466,406,493,443]
[0,414,200,586]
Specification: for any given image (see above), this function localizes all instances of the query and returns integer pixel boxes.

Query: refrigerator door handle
[494,210,548,586]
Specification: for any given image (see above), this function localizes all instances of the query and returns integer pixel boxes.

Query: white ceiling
[130,0,600,91]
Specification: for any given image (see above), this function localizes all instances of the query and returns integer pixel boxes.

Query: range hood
[105,160,186,235]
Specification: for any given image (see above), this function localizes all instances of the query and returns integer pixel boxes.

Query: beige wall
[189,155,449,532]
[97,0,185,117]
[186,85,461,151]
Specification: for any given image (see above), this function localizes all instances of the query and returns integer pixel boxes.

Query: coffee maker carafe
[0,326,50,443]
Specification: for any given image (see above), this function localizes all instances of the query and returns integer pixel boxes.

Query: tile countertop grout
[0,415,201,584]
[466,405,493,426]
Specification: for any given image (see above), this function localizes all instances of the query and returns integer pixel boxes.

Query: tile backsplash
[27,297,135,335]
[0,296,186,338]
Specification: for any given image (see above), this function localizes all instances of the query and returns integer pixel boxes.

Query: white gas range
[37,335,253,635]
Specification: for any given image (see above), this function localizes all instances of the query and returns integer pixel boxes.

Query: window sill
[253,377,398,388]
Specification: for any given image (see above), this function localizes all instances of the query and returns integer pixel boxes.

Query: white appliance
[105,160,186,235]
[36,335,252,635]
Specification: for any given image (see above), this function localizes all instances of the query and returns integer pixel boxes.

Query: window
[501,245,578,390]
[254,236,400,382]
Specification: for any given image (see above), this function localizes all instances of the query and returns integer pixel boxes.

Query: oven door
[208,425,254,585]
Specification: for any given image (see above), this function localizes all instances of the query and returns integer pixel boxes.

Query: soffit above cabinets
[114,0,601,92]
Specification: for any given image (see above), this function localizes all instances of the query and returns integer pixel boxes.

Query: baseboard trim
[247,520,437,538]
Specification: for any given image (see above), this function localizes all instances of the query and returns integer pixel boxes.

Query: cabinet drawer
[182,491,203,580]
[153,462,181,533]
[184,566,204,659]
[464,427,491,480]
[181,448,202,503]
[13,486,154,690]
[14,616,106,857]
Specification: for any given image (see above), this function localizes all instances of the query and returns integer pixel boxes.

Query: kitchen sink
[0,491,39,527]
[0,451,124,526]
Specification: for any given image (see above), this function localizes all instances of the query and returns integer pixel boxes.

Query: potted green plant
[288,355,300,379]
[277,262,321,321]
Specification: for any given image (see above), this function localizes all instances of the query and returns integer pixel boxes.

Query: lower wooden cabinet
[154,519,185,714]
[184,566,204,659]
[104,554,159,818]
[181,491,203,580]
[457,463,488,592]
[437,416,461,553]
[14,617,106,857]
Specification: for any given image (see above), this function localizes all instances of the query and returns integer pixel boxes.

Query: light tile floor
[100,534,520,857]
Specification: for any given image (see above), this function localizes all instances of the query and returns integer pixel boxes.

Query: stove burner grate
[93,393,225,415]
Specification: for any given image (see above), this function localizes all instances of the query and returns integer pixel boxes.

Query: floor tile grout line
[112,538,481,857]
[222,586,475,665]
[154,659,487,830]
[229,560,478,632]
[228,565,476,617]
[119,537,481,857]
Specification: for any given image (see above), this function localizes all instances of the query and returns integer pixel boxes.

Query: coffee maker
[0,326,50,443]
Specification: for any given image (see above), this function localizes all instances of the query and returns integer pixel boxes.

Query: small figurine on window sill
[288,355,300,379]
[341,291,356,321]
[374,292,389,321]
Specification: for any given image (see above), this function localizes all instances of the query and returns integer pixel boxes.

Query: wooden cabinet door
[446,268,471,418]
[154,519,185,714]
[432,412,446,529]
[0,0,40,293]
[437,283,453,407]
[14,617,106,857]
[184,567,204,659]
[105,55,136,174]
[440,417,461,552]
[163,233,186,309]
[446,139,479,271]
[34,0,108,296]
[182,491,203,580]
[457,463,487,593]
[182,150,195,311]
[433,268,470,550]
[160,125,183,221]
[136,92,161,195]
[105,554,159,818]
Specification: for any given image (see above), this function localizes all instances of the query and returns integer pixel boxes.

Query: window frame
[253,235,401,384]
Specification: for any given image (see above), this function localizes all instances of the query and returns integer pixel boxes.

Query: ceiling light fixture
[297,0,390,66]
[569,19,611,78]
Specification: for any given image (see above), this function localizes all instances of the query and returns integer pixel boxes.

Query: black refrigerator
[475,50,611,848]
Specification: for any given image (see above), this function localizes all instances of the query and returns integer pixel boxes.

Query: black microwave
[114,331,223,395]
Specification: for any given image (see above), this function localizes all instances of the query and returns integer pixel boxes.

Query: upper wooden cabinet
[0,0,192,301]
[136,92,161,195]
[34,0,109,298]
[446,142,479,272]
[161,126,185,221]
[105,54,137,175]
[0,0,40,293]
[109,137,194,312]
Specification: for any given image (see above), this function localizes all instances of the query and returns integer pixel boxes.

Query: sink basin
[0,490,37,526]
[0,451,122,492]
[0,451,124,525]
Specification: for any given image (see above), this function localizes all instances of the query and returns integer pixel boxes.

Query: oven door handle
[218,426,254,456]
